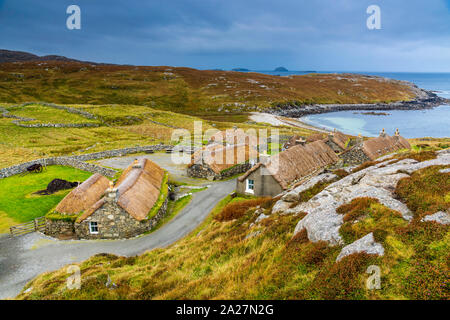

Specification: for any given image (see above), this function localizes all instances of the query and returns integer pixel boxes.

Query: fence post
[34,219,38,231]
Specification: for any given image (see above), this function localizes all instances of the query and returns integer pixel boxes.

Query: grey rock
[422,211,450,225]
[336,233,384,261]
[282,150,450,245]
[255,213,269,223]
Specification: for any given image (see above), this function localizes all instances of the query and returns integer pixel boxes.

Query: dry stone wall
[0,144,179,179]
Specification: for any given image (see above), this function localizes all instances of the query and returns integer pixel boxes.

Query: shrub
[312,252,378,300]
[395,165,450,218]
[402,259,449,300]
[214,197,271,222]
[333,169,349,179]
[337,197,379,223]
[352,161,379,173]
[302,241,331,266]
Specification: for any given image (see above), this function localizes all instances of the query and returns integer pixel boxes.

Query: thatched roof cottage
[283,130,349,153]
[236,140,339,197]
[46,159,168,239]
[340,129,410,165]
[187,143,258,180]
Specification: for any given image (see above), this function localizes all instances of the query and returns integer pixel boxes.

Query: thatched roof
[325,131,348,150]
[77,158,166,222]
[362,135,410,160]
[239,140,339,189]
[209,128,259,147]
[190,143,258,174]
[55,173,110,215]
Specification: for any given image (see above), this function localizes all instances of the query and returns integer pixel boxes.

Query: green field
[6,104,100,125]
[0,166,94,233]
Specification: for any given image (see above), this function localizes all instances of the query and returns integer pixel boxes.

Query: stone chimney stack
[132,159,142,169]
[357,133,364,145]
[105,180,118,204]
[379,128,386,137]
[394,128,400,140]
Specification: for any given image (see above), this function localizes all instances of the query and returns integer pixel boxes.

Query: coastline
[266,85,449,118]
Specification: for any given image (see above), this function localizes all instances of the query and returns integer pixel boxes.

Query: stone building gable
[75,196,168,239]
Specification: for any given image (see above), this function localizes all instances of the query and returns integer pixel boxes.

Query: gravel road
[0,178,236,299]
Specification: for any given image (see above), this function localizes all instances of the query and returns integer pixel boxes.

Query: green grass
[0,166,93,231]
[7,104,99,125]
[146,172,169,220]
[147,195,193,234]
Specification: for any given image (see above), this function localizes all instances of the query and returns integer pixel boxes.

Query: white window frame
[246,179,255,194]
[89,221,99,234]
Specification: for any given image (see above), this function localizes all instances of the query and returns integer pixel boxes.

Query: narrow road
[0,178,236,299]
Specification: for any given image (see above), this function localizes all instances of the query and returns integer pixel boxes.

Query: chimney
[105,181,118,203]
[357,133,364,145]
[379,128,386,137]
[132,159,142,168]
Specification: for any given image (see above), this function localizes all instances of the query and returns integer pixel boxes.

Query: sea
[255,71,450,138]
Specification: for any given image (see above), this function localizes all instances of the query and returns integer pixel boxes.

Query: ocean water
[254,71,450,138]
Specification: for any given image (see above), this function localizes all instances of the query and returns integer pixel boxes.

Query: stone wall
[0,144,179,179]
[339,145,371,166]
[45,219,76,239]
[187,162,251,180]
[0,157,118,179]
[74,197,168,239]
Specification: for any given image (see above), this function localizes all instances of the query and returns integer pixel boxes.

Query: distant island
[274,67,288,72]
[231,68,250,72]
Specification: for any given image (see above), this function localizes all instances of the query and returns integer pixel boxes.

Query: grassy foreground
[17,157,449,299]
[0,166,93,233]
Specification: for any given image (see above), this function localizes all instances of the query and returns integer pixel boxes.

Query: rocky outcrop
[422,211,450,225]
[336,233,384,261]
[273,149,450,245]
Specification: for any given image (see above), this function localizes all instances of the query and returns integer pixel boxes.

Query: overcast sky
[0,0,449,71]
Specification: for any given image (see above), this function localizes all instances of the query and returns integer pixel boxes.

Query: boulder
[336,233,384,261]
[422,211,450,225]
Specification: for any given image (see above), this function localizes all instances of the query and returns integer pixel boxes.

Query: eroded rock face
[274,149,450,245]
[336,233,384,261]
[422,211,450,225]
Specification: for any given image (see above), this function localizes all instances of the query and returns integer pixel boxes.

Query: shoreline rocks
[267,85,449,118]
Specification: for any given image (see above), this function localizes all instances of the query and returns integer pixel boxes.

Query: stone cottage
[46,158,168,239]
[340,129,411,165]
[236,140,339,197]
[187,143,258,180]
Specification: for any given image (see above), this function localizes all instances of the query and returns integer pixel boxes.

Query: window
[246,179,255,194]
[89,221,98,234]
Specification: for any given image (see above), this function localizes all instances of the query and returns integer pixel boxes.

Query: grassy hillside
[17,151,449,300]
[0,166,93,233]
[0,61,418,118]
[0,102,315,168]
